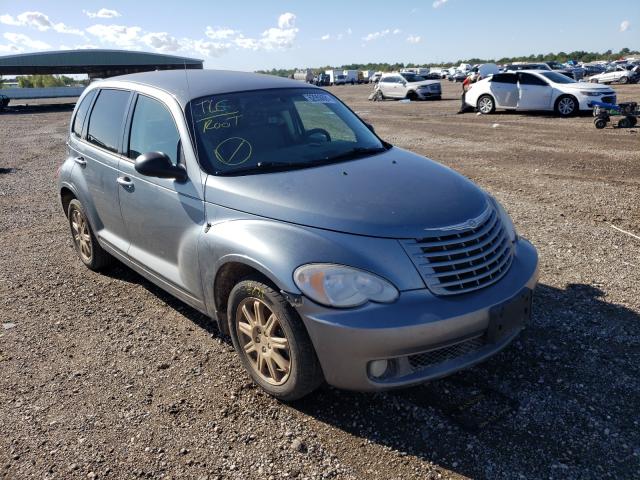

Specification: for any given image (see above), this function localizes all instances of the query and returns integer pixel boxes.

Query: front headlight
[579,90,601,96]
[293,264,399,308]
[490,197,517,243]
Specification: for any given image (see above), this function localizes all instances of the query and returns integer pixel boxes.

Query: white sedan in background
[589,65,636,84]
[465,70,617,117]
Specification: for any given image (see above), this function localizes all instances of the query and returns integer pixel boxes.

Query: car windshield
[539,71,576,84]
[187,88,387,176]
[401,73,425,82]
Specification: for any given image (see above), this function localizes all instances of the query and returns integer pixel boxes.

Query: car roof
[93,69,316,107]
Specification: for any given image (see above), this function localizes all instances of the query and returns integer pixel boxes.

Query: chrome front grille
[402,205,514,295]
[408,336,485,372]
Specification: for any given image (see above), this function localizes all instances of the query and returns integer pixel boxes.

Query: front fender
[198,212,426,319]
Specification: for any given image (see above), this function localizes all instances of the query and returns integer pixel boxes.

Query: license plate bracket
[486,288,532,343]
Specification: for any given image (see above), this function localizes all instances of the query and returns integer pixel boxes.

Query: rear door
[117,92,205,301]
[489,73,518,108]
[517,72,553,111]
[75,88,133,253]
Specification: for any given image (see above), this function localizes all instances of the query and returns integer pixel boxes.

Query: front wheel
[477,94,495,114]
[555,95,578,117]
[594,118,607,129]
[619,76,629,84]
[228,276,323,401]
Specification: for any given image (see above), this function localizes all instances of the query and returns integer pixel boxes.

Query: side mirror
[135,151,187,182]
[364,122,375,133]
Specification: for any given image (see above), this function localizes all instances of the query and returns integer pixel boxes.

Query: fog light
[368,359,389,379]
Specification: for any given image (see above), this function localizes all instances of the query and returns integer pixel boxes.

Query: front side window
[86,89,131,153]
[128,95,181,165]
[188,88,386,176]
[72,90,97,138]
[539,71,576,84]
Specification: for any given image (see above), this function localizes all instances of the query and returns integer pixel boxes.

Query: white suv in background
[465,70,616,117]
[376,72,442,100]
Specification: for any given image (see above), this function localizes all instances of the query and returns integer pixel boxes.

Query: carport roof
[0,49,203,75]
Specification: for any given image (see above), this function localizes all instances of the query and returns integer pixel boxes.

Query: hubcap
[479,97,492,113]
[71,208,92,262]
[559,98,575,115]
[236,297,291,386]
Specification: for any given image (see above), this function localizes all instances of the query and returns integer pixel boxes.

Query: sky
[0,0,638,70]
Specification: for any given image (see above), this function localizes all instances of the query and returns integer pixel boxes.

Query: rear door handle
[117,176,133,187]
[74,156,86,166]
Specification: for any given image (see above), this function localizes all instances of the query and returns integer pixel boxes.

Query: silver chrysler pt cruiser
[58,70,538,400]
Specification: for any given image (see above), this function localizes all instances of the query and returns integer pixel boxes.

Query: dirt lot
[1,81,639,480]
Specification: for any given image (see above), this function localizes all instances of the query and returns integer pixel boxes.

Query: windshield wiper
[216,161,298,176]
[320,146,388,163]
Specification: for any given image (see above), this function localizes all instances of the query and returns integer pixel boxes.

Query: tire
[617,117,631,128]
[66,199,113,271]
[590,78,599,83]
[555,95,578,117]
[407,91,418,101]
[228,275,323,401]
[477,94,495,114]
[594,118,607,129]
[629,116,638,128]
[619,76,629,84]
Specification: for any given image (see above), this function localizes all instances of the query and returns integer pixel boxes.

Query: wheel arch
[60,186,76,216]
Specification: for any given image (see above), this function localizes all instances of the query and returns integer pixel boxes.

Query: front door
[117,93,205,301]
[517,72,552,111]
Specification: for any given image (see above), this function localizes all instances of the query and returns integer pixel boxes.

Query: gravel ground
[1,82,639,480]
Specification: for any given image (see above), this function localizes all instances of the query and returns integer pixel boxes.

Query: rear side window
[518,73,548,86]
[128,95,181,164]
[86,89,131,153]
[72,90,96,138]
[491,74,517,84]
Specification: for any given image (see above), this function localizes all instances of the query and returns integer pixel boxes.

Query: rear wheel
[407,91,418,101]
[619,76,629,84]
[477,95,495,114]
[67,199,113,271]
[555,95,578,117]
[629,116,638,127]
[228,276,323,401]
[617,117,632,128]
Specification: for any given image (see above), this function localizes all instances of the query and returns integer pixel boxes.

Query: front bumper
[582,94,617,110]
[296,238,539,391]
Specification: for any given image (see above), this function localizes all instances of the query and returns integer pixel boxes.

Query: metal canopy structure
[0,49,203,79]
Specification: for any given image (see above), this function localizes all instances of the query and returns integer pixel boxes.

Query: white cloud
[141,32,181,52]
[86,24,141,47]
[392,28,401,35]
[205,27,239,40]
[362,29,390,42]
[321,34,330,41]
[0,43,22,53]
[4,32,51,50]
[83,8,121,19]
[182,38,230,57]
[433,0,450,8]
[278,12,296,29]
[620,20,630,32]
[347,28,352,35]
[0,11,82,35]
[406,35,421,44]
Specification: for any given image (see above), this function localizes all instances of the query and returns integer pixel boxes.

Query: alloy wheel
[70,208,92,262]
[478,97,493,114]
[236,297,291,386]
[558,97,576,116]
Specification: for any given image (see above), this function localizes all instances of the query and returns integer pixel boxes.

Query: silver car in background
[58,70,538,400]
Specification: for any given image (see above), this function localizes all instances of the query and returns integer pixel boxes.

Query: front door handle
[116,176,133,187]
[74,156,86,166]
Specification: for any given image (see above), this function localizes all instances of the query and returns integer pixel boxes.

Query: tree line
[0,75,89,88]
[256,47,639,77]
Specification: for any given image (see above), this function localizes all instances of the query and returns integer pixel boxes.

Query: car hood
[204,148,488,239]
[560,81,613,91]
